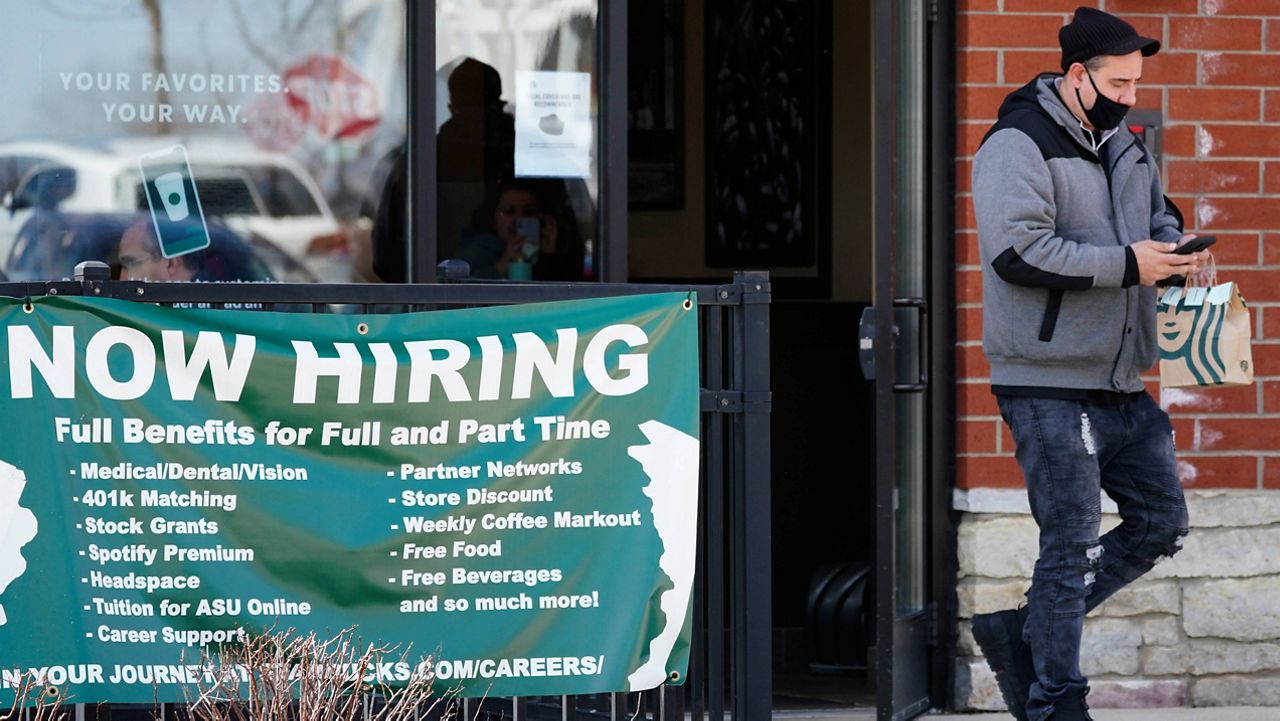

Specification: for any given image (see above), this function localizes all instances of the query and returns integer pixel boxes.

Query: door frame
[872,0,958,717]
[926,0,959,710]
[407,0,435,282]
[406,0,628,283]
[870,0,907,713]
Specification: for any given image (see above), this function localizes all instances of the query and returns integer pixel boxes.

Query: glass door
[872,0,932,718]
[434,0,601,282]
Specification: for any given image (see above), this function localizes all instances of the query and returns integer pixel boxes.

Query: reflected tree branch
[141,0,171,135]
[293,0,326,36]
[229,0,283,68]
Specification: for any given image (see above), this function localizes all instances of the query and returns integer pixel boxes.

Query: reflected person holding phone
[456,180,558,280]
[118,217,201,281]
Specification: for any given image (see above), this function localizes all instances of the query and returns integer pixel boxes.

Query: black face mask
[1075,69,1129,131]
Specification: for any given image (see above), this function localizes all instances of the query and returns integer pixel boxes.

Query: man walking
[970,7,1207,721]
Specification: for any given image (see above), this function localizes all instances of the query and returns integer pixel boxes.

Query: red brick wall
[955,1,1280,491]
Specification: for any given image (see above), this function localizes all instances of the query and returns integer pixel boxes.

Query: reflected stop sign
[244,92,307,152]
[283,54,381,139]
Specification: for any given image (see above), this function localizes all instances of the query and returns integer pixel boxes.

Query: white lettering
[476,335,505,400]
[511,329,577,399]
[584,324,649,396]
[291,341,363,403]
[8,325,74,398]
[369,342,398,403]
[85,326,154,400]
[404,340,472,402]
[162,330,255,401]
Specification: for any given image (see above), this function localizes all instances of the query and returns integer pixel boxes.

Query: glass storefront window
[434,0,599,282]
[0,1,407,284]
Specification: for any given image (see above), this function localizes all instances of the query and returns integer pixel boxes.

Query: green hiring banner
[0,292,700,702]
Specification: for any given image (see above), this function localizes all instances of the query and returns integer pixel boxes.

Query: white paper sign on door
[514,71,593,178]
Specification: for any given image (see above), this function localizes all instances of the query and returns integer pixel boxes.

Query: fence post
[74,260,111,295]
[732,270,771,721]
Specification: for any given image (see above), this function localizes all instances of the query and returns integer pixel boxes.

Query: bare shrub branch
[1,671,70,721]
[178,626,456,721]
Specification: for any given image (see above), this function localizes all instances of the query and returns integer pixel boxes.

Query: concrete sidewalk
[777,708,1275,720]
[922,709,1275,720]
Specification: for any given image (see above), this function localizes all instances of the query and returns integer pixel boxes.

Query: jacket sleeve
[1148,150,1183,244]
[973,128,1130,290]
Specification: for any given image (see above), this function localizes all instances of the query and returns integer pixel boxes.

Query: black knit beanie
[1059,6,1160,71]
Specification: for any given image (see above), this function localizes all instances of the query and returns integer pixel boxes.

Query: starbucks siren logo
[0,459,38,627]
[625,420,700,690]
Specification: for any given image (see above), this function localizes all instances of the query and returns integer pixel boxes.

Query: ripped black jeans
[998,392,1189,721]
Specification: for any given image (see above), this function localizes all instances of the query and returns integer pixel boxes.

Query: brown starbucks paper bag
[1158,282,1254,388]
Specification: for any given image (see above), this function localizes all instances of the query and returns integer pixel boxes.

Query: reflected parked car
[6,210,291,283]
[0,139,347,281]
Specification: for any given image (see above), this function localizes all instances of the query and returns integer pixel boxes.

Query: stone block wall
[956,489,1280,710]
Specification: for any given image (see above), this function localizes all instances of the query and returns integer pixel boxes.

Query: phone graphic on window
[137,145,210,258]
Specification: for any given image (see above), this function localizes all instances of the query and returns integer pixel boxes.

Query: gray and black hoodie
[973,74,1183,394]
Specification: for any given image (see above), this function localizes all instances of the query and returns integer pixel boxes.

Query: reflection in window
[0,1,406,283]
[242,166,323,218]
[133,173,259,218]
[432,0,599,282]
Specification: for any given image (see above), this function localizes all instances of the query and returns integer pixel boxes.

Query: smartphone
[1174,235,1216,255]
[516,217,540,259]
[137,145,210,258]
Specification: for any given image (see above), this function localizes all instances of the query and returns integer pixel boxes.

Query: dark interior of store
[626,0,877,710]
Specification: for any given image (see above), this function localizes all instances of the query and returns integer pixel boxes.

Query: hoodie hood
[995,74,1056,120]
[998,73,1127,155]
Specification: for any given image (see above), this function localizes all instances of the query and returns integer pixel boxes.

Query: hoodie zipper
[1041,137,1138,345]
[1105,138,1138,195]
[1107,137,1140,388]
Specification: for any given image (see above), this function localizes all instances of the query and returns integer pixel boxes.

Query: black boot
[972,606,1033,721]
[1049,686,1094,721]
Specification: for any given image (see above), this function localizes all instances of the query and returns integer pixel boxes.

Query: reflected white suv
[0,139,348,282]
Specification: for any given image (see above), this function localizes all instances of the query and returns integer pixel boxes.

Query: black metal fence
[0,266,772,721]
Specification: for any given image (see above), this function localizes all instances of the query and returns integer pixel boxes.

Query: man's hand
[1132,239,1201,285]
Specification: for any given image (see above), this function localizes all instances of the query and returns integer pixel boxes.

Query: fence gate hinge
[711,284,741,304]
[740,279,771,304]
[701,390,772,413]
[74,260,111,298]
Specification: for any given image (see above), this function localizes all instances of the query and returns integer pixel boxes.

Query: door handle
[857,299,929,393]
